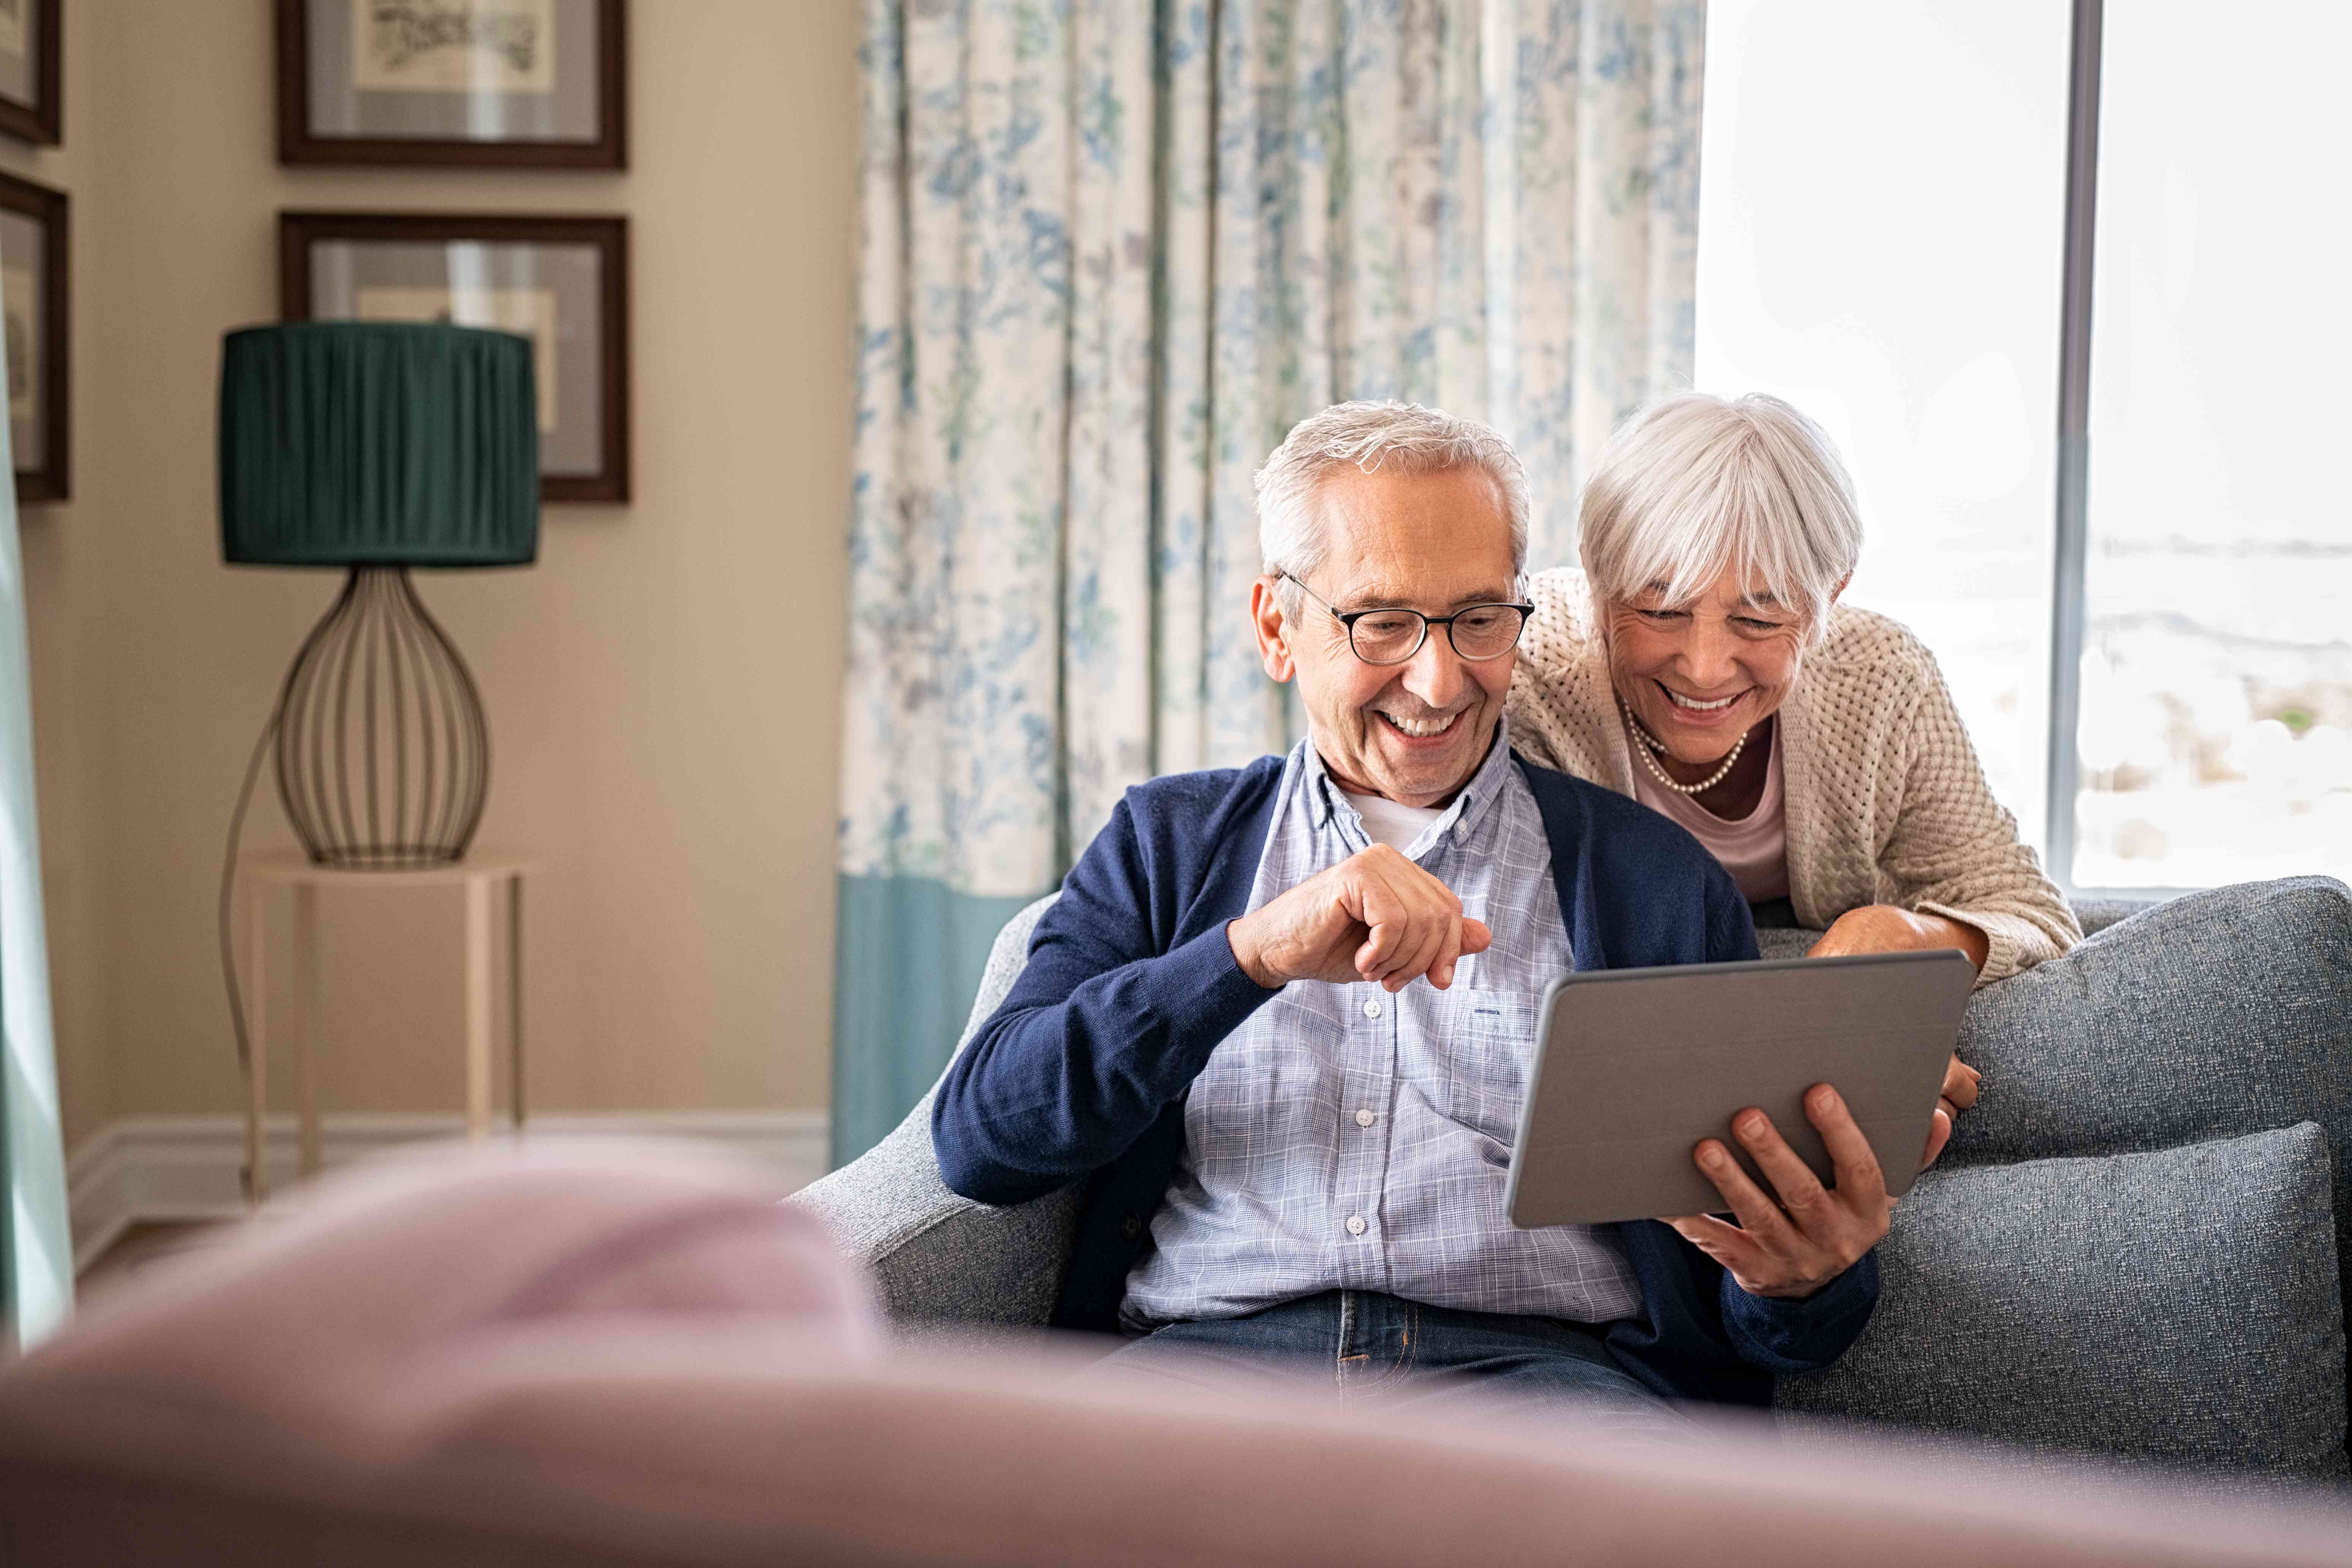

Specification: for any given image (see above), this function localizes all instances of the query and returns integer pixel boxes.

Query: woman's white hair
[1578,392,1862,639]
[1256,400,1530,606]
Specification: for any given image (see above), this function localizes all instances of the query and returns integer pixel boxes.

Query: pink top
[1628,722,1791,904]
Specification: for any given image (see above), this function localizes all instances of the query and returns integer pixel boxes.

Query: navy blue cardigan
[933,752,1879,1407]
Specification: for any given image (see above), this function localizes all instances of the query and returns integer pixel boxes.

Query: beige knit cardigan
[1505,568,2080,984]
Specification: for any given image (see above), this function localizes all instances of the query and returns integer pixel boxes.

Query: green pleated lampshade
[218,322,540,567]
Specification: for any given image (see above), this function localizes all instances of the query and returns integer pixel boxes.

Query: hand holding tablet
[1504,952,1978,1277]
[1661,1083,1893,1300]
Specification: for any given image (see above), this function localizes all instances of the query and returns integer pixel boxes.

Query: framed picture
[0,171,66,503]
[281,211,629,503]
[0,0,59,147]
[277,0,624,168]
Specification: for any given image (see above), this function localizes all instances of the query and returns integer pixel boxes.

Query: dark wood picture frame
[0,170,67,503]
[276,0,626,168]
[0,0,60,147]
[280,211,630,504]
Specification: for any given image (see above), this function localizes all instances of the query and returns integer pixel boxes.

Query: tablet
[1504,950,1976,1229]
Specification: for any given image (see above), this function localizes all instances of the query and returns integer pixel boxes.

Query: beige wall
[27,1,858,1153]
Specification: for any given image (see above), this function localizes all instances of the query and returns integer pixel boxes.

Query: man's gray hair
[1255,401,1531,604]
[1579,392,1862,640]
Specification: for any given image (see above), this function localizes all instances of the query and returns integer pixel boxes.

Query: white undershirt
[1339,790,1446,854]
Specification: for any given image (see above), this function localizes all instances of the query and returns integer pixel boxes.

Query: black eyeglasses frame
[1277,571,1536,666]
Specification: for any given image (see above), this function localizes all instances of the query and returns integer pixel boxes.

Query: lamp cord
[217,696,284,1086]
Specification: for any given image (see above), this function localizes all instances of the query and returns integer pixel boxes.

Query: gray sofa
[790,877,2352,1483]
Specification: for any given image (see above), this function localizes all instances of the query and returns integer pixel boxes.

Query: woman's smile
[1655,680,1752,731]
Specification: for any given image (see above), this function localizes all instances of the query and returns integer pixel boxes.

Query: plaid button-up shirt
[1122,722,1644,1328]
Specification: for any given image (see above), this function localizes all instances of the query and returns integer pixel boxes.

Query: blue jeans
[1098,1290,1695,1443]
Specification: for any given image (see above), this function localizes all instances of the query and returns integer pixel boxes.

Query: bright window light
[2073,2,2352,889]
[1694,0,2071,849]
[1699,0,2351,891]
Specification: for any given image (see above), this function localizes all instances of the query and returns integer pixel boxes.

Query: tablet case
[1504,950,1977,1228]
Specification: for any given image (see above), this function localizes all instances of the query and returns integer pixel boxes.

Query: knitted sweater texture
[1505,567,2080,984]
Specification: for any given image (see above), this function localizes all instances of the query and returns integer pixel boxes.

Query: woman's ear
[1797,576,1852,651]
[1251,576,1296,683]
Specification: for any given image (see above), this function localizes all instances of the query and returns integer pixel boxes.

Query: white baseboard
[66,1111,831,1274]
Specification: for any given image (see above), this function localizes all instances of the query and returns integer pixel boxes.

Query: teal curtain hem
[829,874,1045,1169]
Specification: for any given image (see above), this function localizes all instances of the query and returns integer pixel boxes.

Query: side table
[237,853,533,1203]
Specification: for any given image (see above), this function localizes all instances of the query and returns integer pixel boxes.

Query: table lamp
[218,322,539,868]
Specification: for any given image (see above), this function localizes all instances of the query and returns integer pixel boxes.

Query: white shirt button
[1345,1214,1369,1236]
[1363,999,1383,1018]
[1354,1108,1377,1127]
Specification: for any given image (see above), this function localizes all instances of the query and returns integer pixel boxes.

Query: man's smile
[1375,709,1463,741]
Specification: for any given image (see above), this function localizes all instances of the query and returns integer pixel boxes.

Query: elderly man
[934,401,1889,1426]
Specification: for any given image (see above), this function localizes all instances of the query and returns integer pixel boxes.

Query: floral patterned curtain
[0,263,71,1342]
[834,0,1705,1164]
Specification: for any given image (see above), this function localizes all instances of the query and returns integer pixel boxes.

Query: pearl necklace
[1622,700,1747,796]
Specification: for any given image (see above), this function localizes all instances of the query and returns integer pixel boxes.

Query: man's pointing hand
[1227,844,1493,992]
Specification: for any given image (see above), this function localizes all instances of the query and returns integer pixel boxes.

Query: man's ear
[1829,574,1851,605]
[1251,576,1295,684]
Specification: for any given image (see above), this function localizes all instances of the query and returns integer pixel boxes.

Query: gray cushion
[2070,896,2160,937]
[1754,927,1816,962]
[1778,1123,2347,1480]
[1948,879,2352,1285]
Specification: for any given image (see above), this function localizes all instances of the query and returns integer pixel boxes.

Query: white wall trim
[67,1111,830,1274]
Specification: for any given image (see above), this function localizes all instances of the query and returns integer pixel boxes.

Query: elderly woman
[1509,392,2080,985]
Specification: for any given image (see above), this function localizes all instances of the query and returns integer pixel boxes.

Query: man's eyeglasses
[1279,572,1535,666]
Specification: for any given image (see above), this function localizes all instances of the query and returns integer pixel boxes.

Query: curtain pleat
[835,0,1703,1165]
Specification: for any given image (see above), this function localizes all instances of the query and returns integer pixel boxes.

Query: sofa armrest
[790,892,1089,1331]
[786,1091,1081,1330]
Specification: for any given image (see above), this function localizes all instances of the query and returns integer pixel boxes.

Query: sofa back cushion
[1951,878,2352,1163]
[1777,1123,2347,1479]
[1948,879,2352,1318]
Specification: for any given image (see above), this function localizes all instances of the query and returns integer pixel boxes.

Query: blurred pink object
[0,1140,2344,1567]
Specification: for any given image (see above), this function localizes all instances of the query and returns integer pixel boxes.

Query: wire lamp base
[274,564,489,869]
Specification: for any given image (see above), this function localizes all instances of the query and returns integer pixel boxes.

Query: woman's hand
[1808,904,1985,1170]
[1916,1053,1980,1170]
[1807,902,1990,972]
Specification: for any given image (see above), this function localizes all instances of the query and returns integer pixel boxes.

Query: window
[1696,0,2069,845]
[1699,0,2352,890]
[2069,1,2352,889]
